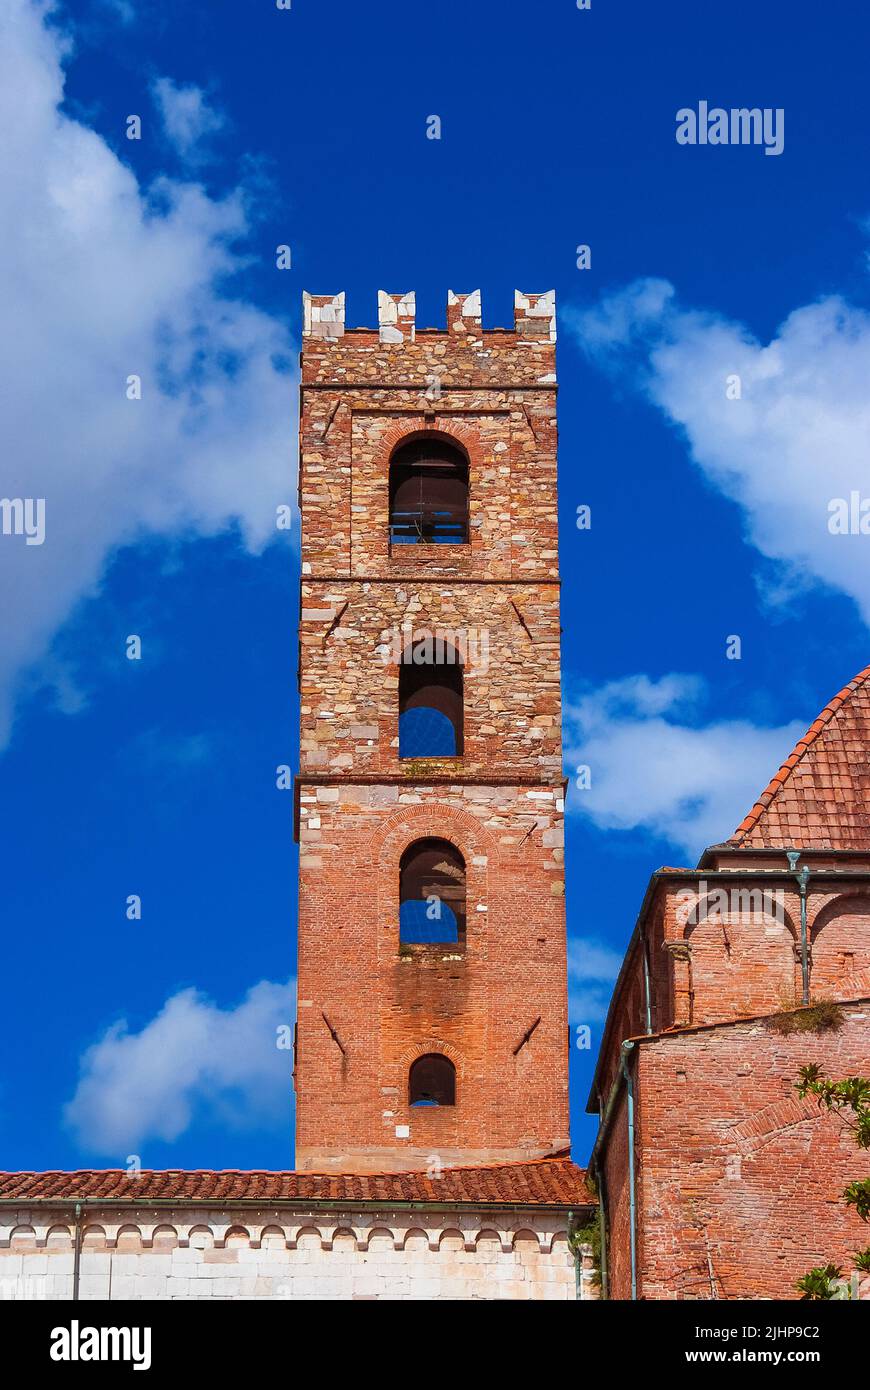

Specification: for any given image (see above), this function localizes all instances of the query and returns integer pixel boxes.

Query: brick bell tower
[294,288,570,1174]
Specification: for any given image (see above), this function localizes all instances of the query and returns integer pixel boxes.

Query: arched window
[399,639,463,757]
[409,1053,456,1107]
[399,838,466,945]
[389,436,469,544]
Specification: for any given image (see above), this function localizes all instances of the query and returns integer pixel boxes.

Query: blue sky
[2,0,869,1171]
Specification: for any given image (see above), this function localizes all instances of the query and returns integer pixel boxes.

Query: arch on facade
[399,837,466,944]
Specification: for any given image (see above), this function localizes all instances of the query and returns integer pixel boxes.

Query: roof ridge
[730,663,870,845]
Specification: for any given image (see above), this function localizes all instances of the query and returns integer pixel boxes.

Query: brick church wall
[594,863,870,1299]
[629,1005,870,1300]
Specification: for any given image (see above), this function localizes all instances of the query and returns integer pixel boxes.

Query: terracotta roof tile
[0,1156,591,1209]
[730,664,870,850]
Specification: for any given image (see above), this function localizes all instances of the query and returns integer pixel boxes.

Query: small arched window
[409,1054,456,1107]
[399,639,463,757]
[389,436,469,545]
[399,838,466,944]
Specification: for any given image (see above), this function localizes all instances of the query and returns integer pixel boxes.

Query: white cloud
[0,1,296,746]
[152,77,225,161]
[565,674,806,859]
[566,273,870,625]
[64,979,294,1154]
[567,937,624,1024]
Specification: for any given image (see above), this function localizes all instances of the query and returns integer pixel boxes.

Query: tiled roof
[730,664,870,850]
[0,1156,591,1209]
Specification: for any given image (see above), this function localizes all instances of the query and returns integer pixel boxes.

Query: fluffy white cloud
[565,674,806,859]
[567,937,624,1025]
[152,77,225,161]
[64,979,294,1154]
[566,274,870,624]
[0,1,295,746]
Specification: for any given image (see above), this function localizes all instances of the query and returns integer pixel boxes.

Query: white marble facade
[0,1205,597,1300]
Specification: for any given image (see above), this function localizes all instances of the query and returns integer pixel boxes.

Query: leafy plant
[568,1219,601,1289]
[796,1264,842,1300]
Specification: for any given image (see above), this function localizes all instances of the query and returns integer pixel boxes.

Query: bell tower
[294,289,570,1173]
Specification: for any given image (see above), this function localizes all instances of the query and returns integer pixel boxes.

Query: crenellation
[300,291,556,363]
[302,291,346,339]
[447,289,482,335]
[378,291,416,343]
[514,290,557,342]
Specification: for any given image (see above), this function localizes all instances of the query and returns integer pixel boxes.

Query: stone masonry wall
[299,580,561,779]
[0,1207,592,1302]
[299,295,558,585]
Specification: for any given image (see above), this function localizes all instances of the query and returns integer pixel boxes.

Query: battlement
[302,289,556,343]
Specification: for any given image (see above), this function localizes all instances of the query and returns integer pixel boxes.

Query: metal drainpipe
[621,1040,638,1301]
[786,851,811,1005]
[597,1169,609,1300]
[72,1201,83,1301]
[588,1062,630,1301]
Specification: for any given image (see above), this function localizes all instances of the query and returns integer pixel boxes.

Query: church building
[589,665,870,1299]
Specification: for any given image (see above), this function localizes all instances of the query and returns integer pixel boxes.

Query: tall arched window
[399,838,466,944]
[399,639,463,757]
[409,1054,456,1107]
[389,436,469,544]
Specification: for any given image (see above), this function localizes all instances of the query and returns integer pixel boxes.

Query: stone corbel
[664,940,692,962]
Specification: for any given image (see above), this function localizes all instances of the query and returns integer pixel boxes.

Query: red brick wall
[811,892,870,998]
[295,292,569,1172]
[600,1087,632,1300]
[685,911,798,1023]
[593,870,870,1297]
[624,1008,869,1299]
[598,878,870,1051]
[668,880,870,1023]
[296,787,569,1170]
